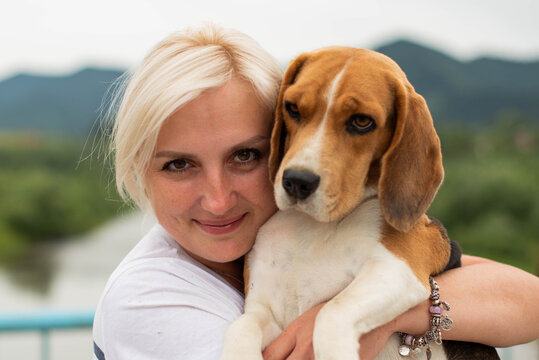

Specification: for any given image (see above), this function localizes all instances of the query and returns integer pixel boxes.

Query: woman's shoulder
[93,224,244,360]
[97,223,244,318]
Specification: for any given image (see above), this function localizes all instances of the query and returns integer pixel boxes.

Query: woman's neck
[184,248,245,294]
[211,258,245,294]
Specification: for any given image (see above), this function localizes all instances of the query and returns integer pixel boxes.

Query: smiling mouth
[194,214,247,235]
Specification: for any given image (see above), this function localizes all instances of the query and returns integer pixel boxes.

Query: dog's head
[269,47,443,232]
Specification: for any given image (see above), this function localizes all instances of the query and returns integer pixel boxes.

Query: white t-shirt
[93,224,244,360]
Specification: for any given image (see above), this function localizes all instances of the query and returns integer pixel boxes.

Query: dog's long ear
[379,80,444,232]
[268,53,308,183]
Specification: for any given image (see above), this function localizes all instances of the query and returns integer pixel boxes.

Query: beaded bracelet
[398,276,453,359]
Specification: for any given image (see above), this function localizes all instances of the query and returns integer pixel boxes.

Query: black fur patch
[428,215,462,273]
[443,341,500,360]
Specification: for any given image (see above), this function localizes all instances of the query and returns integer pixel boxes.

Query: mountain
[0,68,124,135]
[375,40,539,124]
[1,41,538,136]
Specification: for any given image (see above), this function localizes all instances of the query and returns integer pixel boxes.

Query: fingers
[263,331,315,360]
[286,338,315,360]
[262,328,295,360]
[263,303,324,360]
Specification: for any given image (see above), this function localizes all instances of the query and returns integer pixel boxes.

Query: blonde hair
[109,24,282,211]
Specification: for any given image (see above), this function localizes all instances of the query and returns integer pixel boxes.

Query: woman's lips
[194,214,246,235]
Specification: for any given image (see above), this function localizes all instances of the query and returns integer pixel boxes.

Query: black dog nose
[282,169,320,200]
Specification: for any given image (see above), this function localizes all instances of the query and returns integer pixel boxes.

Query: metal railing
[1,310,536,360]
[0,310,94,360]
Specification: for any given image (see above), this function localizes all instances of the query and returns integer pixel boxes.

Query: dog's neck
[333,188,380,226]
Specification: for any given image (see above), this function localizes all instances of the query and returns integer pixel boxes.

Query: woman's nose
[200,170,237,215]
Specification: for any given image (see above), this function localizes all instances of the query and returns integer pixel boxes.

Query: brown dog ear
[268,53,308,183]
[379,81,444,232]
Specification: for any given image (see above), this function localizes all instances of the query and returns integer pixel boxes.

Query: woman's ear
[268,53,308,183]
[378,81,444,232]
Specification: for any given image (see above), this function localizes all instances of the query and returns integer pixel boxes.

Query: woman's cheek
[149,177,193,216]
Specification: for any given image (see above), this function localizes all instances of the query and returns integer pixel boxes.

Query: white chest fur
[222,199,430,360]
[246,199,411,329]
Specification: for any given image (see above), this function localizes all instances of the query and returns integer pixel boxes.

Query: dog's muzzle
[282,169,320,200]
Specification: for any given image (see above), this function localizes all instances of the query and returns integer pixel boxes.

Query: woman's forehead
[155,79,273,154]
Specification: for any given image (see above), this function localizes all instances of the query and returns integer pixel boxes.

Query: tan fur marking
[243,258,251,297]
[381,215,451,288]
[271,46,448,285]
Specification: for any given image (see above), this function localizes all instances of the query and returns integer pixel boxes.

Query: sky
[2,0,539,80]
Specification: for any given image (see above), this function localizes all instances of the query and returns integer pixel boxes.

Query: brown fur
[243,258,251,295]
[264,46,497,359]
[270,47,443,229]
[268,46,450,284]
[381,215,451,287]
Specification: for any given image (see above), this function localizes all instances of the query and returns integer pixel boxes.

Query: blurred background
[0,0,537,358]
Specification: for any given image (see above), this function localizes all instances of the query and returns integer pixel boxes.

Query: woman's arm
[393,255,539,347]
[263,256,539,360]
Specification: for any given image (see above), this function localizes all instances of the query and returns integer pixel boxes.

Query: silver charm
[441,301,451,311]
[441,315,453,331]
[435,329,443,345]
[398,344,411,357]
[399,277,454,358]
[429,277,440,291]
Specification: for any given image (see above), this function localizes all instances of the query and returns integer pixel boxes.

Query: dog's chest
[246,200,394,328]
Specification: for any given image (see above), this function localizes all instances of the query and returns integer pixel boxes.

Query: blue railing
[1,310,535,360]
[0,310,95,360]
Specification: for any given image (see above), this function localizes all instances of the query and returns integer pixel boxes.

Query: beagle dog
[221,47,498,360]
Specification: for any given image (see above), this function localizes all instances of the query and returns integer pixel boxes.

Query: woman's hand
[358,320,396,360]
[262,303,324,360]
[262,302,395,360]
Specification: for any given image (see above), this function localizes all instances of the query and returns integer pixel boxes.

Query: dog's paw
[313,306,360,360]
[220,346,263,360]
[221,335,264,360]
[220,313,266,360]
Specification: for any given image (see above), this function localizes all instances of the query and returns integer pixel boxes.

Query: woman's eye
[163,159,191,172]
[233,149,261,163]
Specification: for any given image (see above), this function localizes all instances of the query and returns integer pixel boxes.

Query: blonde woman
[93,24,539,360]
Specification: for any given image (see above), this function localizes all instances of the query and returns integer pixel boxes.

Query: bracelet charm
[398,277,453,359]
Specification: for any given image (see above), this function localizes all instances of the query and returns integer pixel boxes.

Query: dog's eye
[285,101,301,122]
[346,114,376,134]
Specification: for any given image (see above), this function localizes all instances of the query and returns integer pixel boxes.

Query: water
[0,211,153,359]
[0,212,536,359]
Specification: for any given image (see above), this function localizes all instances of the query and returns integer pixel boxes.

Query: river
[0,211,153,359]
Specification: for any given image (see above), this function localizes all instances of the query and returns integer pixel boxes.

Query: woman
[93,24,539,360]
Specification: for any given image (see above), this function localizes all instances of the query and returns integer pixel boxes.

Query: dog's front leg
[313,258,429,360]
[220,300,281,360]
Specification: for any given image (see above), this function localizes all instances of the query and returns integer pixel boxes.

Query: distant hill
[0,68,124,135]
[1,40,538,136]
[375,40,539,124]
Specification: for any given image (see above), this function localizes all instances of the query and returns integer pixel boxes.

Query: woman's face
[147,77,277,273]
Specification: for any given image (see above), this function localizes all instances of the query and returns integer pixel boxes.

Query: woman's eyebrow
[154,150,192,159]
[154,135,270,159]
[229,135,270,152]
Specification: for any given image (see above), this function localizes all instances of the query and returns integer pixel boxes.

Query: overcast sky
[2,0,539,80]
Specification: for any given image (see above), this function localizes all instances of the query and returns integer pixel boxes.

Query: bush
[0,133,125,263]
[429,120,539,274]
